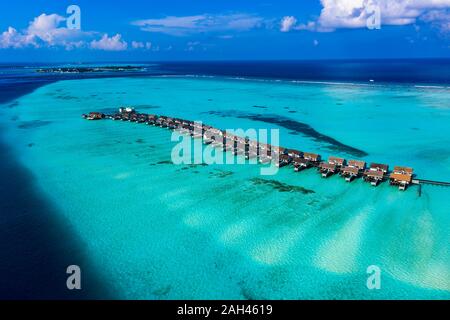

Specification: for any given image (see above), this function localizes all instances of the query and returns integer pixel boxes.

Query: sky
[0,0,449,62]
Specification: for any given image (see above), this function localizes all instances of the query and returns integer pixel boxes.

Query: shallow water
[1,76,449,299]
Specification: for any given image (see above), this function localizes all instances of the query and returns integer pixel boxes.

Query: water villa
[288,149,303,159]
[390,166,414,191]
[259,144,272,164]
[328,157,346,168]
[82,107,450,192]
[245,141,259,160]
[340,160,366,182]
[303,153,321,165]
[319,163,338,178]
[276,154,292,168]
[83,112,105,120]
[364,163,389,186]
[293,158,312,172]
[233,138,247,156]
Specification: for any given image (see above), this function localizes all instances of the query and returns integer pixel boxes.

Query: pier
[413,179,450,187]
[83,108,450,192]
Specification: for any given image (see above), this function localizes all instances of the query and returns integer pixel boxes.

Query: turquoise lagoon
[1,76,449,299]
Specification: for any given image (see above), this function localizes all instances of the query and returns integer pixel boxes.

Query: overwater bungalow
[203,129,221,145]
[111,112,122,120]
[340,166,360,182]
[167,119,178,130]
[258,144,272,164]
[192,127,204,139]
[172,118,182,127]
[211,131,226,149]
[130,113,139,122]
[272,147,288,157]
[163,117,174,128]
[154,117,164,127]
[390,166,414,191]
[288,149,303,159]
[369,163,389,173]
[245,141,259,159]
[118,107,136,121]
[83,112,105,120]
[192,122,204,136]
[137,114,148,123]
[225,135,236,152]
[293,158,312,172]
[363,163,389,186]
[348,160,366,171]
[328,156,346,168]
[319,163,338,178]
[146,115,158,125]
[364,170,385,186]
[276,154,292,168]
[303,153,321,165]
[119,107,135,114]
[121,112,131,121]
[233,138,247,156]
[340,160,366,182]
[176,124,190,135]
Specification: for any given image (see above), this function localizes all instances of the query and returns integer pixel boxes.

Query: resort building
[84,107,426,192]
[293,158,312,172]
[288,149,303,159]
[364,163,389,186]
[303,153,321,165]
[319,162,338,178]
[390,166,414,191]
[341,160,366,182]
[328,156,346,168]
[275,154,292,168]
[340,166,360,182]
[233,137,247,156]
[84,112,105,120]
[225,135,236,152]
[245,140,259,160]
[259,144,272,164]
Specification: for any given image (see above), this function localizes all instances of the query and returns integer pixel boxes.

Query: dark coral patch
[251,178,315,194]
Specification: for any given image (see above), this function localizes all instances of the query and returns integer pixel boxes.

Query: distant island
[36,66,147,74]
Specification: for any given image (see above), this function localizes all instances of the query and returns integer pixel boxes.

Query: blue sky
[0,0,449,62]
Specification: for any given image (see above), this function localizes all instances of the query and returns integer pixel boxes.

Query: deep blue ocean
[0,59,449,299]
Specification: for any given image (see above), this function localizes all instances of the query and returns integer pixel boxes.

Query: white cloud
[132,13,265,36]
[0,13,90,49]
[131,41,152,50]
[0,27,37,49]
[284,0,450,32]
[280,16,297,32]
[90,34,128,51]
[420,8,450,32]
[0,12,150,51]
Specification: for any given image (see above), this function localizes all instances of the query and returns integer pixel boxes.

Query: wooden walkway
[413,179,450,187]
[84,109,450,191]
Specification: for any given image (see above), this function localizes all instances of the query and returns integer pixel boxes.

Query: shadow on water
[0,80,56,105]
[0,75,116,300]
[0,130,114,300]
[205,110,368,157]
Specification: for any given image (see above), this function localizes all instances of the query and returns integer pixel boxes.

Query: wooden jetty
[83,107,450,192]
